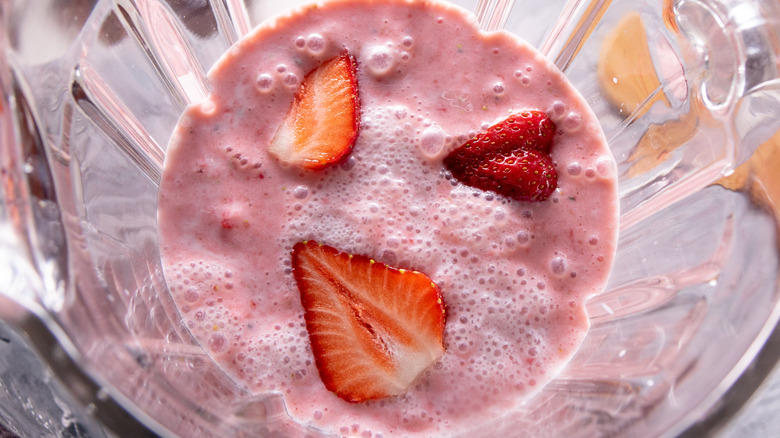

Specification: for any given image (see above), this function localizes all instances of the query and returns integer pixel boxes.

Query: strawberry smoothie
[157,0,619,436]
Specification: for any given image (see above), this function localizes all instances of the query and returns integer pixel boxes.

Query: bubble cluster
[514,69,531,85]
[361,38,414,78]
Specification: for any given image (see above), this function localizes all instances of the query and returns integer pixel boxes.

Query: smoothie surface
[157,0,620,436]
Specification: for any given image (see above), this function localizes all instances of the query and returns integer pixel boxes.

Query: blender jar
[2,0,780,436]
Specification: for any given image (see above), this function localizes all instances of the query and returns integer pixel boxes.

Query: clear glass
[2,0,780,436]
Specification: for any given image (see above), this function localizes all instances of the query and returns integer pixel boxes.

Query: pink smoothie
[157,0,619,436]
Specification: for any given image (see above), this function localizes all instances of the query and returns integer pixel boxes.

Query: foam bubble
[594,155,616,178]
[516,231,531,246]
[566,162,582,176]
[283,72,299,87]
[549,101,566,119]
[563,112,582,132]
[306,33,326,53]
[550,255,567,275]
[256,73,274,92]
[292,186,309,199]
[419,125,446,158]
[340,156,356,170]
[365,45,396,76]
[209,333,227,353]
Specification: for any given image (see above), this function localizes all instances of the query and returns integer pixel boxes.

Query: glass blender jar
[2,0,780,436]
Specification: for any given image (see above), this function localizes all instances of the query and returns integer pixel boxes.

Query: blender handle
[535,0,780,228]
[673,0,780,108]
[539,0,780,102]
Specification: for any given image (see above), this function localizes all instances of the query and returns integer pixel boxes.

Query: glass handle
[538,0,780,228]
[620,0,780,227]
[672,0,780,165]
[674,0,780,107]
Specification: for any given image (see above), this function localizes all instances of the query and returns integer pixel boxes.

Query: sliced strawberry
[268,52,360,170]
[291,240,446,403]
[443,111,558,201]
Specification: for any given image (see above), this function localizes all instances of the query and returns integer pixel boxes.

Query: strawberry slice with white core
[291,240,446,403]
[268,53,360,170]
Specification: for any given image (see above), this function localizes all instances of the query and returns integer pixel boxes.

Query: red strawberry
[268,52,360,170]
[471,149,557,201]
[443,111,558,201]
[444,111,555,167]
[291,240,446,403]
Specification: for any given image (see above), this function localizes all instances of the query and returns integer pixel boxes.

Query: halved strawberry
[444,111,555,167]
[291,240,446,403]
[268,52,360,170]
[443,111,558,201]
[470,148,557,201]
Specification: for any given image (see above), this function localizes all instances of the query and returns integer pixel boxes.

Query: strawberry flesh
[291,240,446,403]
[443,111,558,201]
[268,52,360,170]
